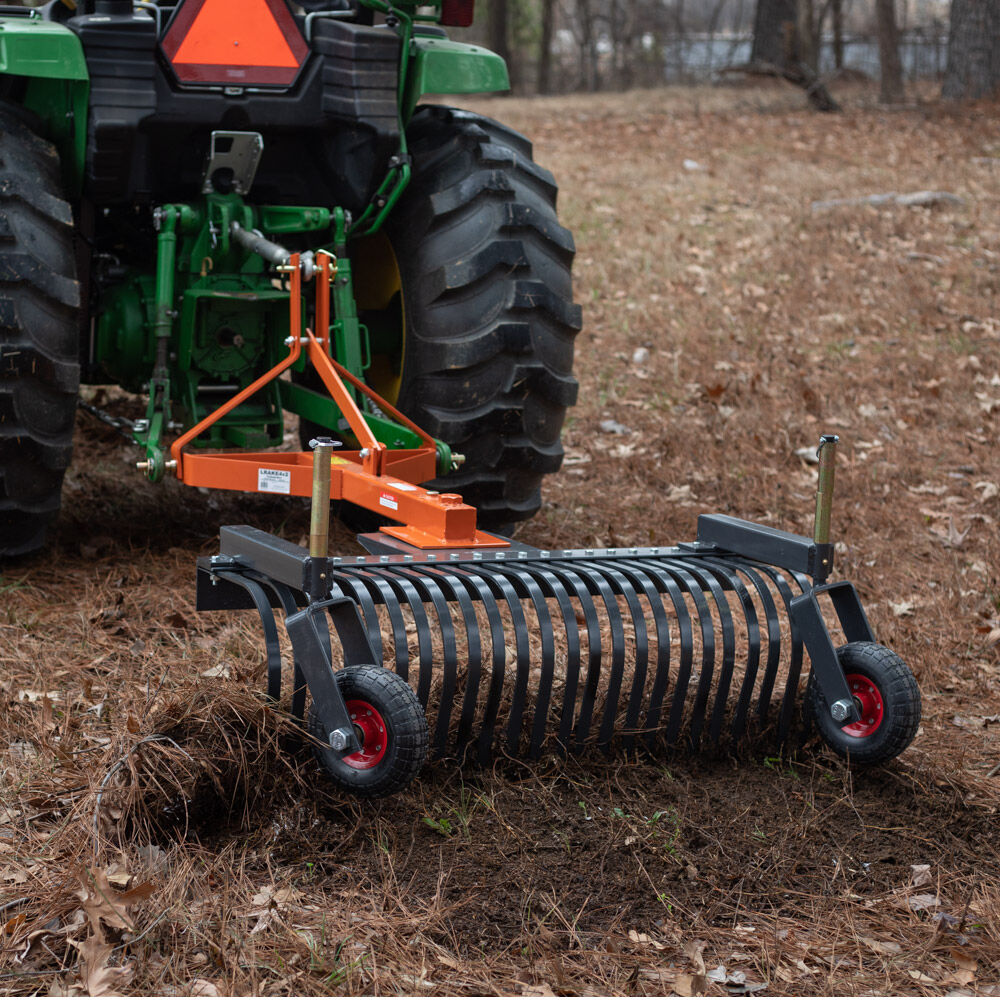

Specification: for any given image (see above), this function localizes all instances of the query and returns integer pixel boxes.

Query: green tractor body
[0,0,580,556]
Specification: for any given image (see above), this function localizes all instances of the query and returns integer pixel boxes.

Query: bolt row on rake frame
[186,250,920,797]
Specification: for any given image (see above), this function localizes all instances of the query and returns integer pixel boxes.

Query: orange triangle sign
[163,0,308,86]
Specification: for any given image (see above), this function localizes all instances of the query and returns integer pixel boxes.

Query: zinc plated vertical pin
[308,436,337,597]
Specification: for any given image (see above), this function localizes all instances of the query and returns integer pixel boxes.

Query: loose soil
[2,82,999,996]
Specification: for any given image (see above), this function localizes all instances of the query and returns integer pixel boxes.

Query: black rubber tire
[0,108,80,558]
[808,641,921,765]
[308,664,428,798]
[362,105,581,529]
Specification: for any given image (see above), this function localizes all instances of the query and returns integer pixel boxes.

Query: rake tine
[627,561,686,749]
[614,565,671,750]
[551,560,623,753]
[655,563,716,751]
[364,569,435,708]
[384,567,459,759]
[375,567,455,754]
[258,577,309,721]
[422,565,483,756]
[781,568,814,742]
[743,561,803,742]
[722,560,780,743]
[488,563,558,761]
[633,560,694,748]
[332,571,384,665]
[694,559,760,746]
[346,569,411,681]
[579,561,650,754]
[541,564,597,753]
[449,566,508,764]
[675,561,733,751]
[215,570,284,701]
[470,565,533,758]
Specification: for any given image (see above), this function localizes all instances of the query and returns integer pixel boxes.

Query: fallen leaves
[69,868,157,997]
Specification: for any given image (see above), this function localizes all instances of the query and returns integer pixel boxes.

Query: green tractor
[0,0,580,557]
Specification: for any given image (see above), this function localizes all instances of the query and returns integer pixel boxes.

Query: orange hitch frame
[170,253,508,550]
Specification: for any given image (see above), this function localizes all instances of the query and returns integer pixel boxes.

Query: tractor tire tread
[387,105,581,525]
[0,105,79,558]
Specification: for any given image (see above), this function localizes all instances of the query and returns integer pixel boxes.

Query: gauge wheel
[809,641,921,765]
[308,664,428,797]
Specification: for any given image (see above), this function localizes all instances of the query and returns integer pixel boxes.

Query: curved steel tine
[449,566,507,764]
[421,565,482,756]
[543,563,602,753]
[389,566,459,759]
[578,561,650,754]
[639,560,714,750]
[556,561,625,753]
[692,558,760,746]
[742,561,803,743]
[632,560,694,748]
[626,561,689,749]
[254,576,309,721]
[339,569,410,681]
[606,562,671,751]
[331,571,383,664]
[488,563,558,760]
[672,560,733,750]
[524,566,581,755]
[725,561,781,741]
[364,568,436,710]
[471,565,532,758]
[216,570,283,702]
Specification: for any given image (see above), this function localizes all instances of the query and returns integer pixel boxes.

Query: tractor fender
[403,37,508,121]
[0,17,89,193]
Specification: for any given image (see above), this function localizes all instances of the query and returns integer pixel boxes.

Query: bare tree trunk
[537,0,555,94]
[751,0,796,65]
[876,0,905,103]
[831,0,844,69]
[796,0,817,72]
[750,0,839,110]
[942,0,1000,100]
[488,0,514,91]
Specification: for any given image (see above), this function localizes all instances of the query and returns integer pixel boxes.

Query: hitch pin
[307,436,338,597]
[813,434,839,578]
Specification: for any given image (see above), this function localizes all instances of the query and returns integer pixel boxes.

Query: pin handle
[813,434,839,547]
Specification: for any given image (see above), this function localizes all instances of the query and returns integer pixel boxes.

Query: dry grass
[2,80,1000,995]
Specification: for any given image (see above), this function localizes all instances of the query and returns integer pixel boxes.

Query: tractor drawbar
[197,432,922,798]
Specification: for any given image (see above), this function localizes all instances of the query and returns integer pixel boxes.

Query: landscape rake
[193,254,922,797]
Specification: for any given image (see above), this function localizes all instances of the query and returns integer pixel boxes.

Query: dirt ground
[2,81,1000,996]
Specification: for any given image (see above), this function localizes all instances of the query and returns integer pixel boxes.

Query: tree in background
[749,0,839,110]
[942,0,1000,99]
[875,0,904,102]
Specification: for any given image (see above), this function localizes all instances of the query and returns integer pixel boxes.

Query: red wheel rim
[841,673,884,738]
[342,699,388,769]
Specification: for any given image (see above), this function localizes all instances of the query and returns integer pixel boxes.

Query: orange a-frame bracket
[169,253,508,550]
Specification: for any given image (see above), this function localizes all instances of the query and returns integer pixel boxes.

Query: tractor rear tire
[0,108,80,558]
[362,106,581,529]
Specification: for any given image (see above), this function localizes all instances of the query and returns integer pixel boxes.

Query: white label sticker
[387,481,418,492]
[379,492,398,511]
[258,467,291,494]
